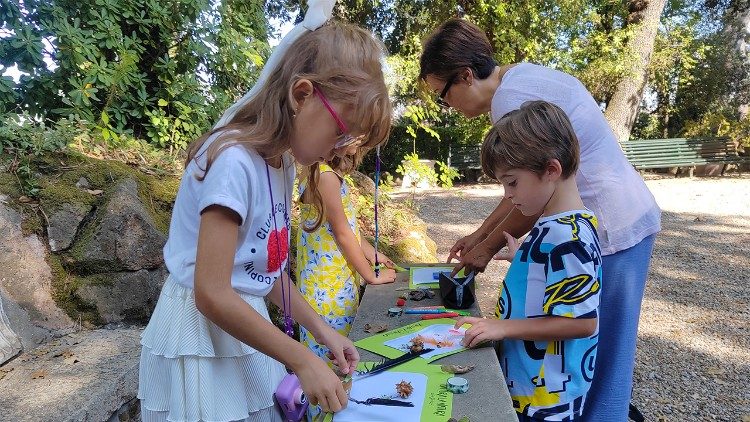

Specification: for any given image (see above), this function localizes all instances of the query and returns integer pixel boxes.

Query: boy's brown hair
[419,18,497,81]
[481,101,580,180]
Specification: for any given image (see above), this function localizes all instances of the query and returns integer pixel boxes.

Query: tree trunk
[605,0,668,142]
[731,1,750,118]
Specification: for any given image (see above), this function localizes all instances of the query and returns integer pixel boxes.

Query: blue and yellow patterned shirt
[495,211,602,420]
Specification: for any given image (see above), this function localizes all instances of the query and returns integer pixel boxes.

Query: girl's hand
[295,354,349,413]
[493,231,521,262]
[376,252,396,269]
[316,327,360,376]
[365,268,396,284]
[454,316,506,348]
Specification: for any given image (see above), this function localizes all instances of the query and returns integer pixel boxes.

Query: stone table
[349,269,517,421]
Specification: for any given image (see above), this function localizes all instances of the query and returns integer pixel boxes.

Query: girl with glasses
[137,19,392,421]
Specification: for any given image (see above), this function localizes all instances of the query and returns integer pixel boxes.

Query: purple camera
[275,373,309,421]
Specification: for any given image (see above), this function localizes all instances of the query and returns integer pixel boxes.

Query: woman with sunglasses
[420,18,661,422]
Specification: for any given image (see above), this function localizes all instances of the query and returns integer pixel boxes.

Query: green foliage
[0,0,269,149]
[396,152,438,187]
[395,152,459,189]
[0,113,76,196]
[436,160,460,188]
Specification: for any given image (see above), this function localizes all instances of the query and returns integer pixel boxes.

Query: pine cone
[396,380,414,398]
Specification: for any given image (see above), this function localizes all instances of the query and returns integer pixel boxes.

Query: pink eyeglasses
[314,86,363,149]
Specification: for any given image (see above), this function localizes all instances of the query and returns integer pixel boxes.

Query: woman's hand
[446,230,486,263]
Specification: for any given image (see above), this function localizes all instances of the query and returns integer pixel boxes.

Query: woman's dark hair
[419,18,497,81]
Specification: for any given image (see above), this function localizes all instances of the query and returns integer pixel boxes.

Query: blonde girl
[137,19,392,422]
[295,146,397,361]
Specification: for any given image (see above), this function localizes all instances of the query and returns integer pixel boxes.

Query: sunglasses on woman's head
[314,86,364,149]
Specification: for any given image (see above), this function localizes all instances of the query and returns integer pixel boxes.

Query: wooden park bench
[447,144,482,181]
[621,137,749,176]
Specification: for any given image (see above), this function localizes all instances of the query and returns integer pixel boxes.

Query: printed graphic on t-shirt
[242,201,290,284]
[493,212,602,421]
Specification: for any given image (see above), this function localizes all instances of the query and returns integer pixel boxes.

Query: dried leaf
[18,196,35,203]
[363,323,388,333]
[706,366,725,376]
[409,290,427,301]
[0,367,14,380]
[31,369,47,379]
[85,189,103,196]
[441,364,476,374]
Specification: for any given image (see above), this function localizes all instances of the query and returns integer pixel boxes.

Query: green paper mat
[355,318,468,363]
[324,358,453,421]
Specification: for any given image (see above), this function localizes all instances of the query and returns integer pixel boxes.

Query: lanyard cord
[374,145,380,276]
[265,157,293,337]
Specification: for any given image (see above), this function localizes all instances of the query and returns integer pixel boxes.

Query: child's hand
[317,327,360,376]
[454,316,506,348]
[296,355,349,413]
[493,231,521,262]
[376,252,396,269]
[366,268,396,284]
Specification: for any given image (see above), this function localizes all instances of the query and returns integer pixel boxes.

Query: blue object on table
[403,308,450,314]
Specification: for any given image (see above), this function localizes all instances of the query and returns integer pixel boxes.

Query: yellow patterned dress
[295,164,361,360]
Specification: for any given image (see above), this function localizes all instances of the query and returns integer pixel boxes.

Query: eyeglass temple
[314,86,349,133]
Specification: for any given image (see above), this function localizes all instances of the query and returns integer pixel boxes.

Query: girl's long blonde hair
[299,148,368,232]
[185,22,392,180]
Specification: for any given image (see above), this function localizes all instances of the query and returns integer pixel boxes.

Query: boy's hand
[454,316,506,348]
[493,231,521,262]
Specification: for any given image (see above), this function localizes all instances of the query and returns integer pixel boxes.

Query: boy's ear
[546,159,563,181]
[290,79,314,112]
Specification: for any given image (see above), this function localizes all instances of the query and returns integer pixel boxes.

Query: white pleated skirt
[138,276,287,422]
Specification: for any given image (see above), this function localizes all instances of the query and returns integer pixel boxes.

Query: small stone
[75,177,90,189]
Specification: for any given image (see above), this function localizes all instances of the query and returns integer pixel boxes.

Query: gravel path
[392,175,750,421]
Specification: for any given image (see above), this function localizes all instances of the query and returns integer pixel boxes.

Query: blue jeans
[582,234,657,421]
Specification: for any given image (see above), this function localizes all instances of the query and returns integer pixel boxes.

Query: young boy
[454,101,602,421]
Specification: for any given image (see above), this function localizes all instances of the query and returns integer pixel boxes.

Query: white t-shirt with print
[163,137,295,296]
[491,63,661,255]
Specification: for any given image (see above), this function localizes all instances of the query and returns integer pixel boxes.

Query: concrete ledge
[0,328,141,422]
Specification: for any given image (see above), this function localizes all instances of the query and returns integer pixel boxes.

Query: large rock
[47,202,92,252]
[0,292,22,365]
[0,328,141,422]
[0,203,74,351]
[75,178,166,272]
[77,267,167,324]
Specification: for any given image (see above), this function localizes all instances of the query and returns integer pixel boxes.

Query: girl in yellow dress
[295,146,397,360]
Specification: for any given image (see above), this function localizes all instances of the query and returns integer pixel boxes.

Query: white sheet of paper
[411,267,453,285]
[383,324,466,360]
[334,371,427,421]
